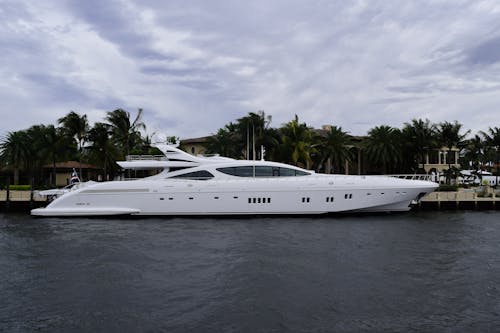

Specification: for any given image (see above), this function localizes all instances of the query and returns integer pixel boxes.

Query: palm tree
[58,111,89,178]
[206,111,280,160]
[436,121,470,184]
[401,119,437,172]
[26,124,73,187]
[318,126,353,173]
[462,134,486,184]
[277,115,316,169]
[236,111,274,160]
[364,125,402,174]
[41,125,59,186]
[463,135,485,171]
[86,122,120,181]
[206,123,242,158]
[480,126,500,186]
[105,108,146,158]
[0,130,30,185]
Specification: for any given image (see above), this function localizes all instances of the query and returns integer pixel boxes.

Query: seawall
[0,190,47,212]
[417,190,500,211]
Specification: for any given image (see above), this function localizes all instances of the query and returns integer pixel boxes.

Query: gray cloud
[467,36,500,66]
[1,0,500,139]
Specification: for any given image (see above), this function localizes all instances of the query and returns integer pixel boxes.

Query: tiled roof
[42,161,100,169]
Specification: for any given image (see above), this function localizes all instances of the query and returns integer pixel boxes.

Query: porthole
[248,197,272,204]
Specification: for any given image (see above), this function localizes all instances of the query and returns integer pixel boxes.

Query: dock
[0,190,47,212]
[418,190,500,210]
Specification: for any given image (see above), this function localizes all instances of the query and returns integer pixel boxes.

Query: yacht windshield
[169,170,214,180]
[216,166,310,177]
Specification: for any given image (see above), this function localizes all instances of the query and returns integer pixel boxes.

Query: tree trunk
[13,168,19,185]
[326,157,332,174]
[52,159,57,187]
[79,141,83,182]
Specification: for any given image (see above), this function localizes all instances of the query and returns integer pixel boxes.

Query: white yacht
[31,145,438,216]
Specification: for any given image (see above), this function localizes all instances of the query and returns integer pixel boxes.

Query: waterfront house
[42,161,100,186]
[179,136,211,155]
[418,146,461,174]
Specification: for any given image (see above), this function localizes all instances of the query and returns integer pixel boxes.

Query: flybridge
[117,145,235,170]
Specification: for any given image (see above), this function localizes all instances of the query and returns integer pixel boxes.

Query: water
[1,212,500,332]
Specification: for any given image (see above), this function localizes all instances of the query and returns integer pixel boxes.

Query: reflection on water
[1,211,500,332]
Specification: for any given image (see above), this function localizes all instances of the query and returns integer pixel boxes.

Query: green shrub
[8,185,31,191]
[438,184,458,192]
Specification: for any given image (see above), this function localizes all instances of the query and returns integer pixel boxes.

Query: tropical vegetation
[0,109,156,187]
[1,108,500,188]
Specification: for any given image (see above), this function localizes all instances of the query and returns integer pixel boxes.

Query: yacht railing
[388,174,437,182]
[126,155,168,161]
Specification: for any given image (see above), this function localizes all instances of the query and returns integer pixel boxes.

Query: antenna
[246,123,249,160]
[252,123,256,161]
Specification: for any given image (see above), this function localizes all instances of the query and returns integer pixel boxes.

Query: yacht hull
[31,176,437,217]
[31,207,141,216]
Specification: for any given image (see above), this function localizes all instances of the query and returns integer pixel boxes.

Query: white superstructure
[31,145,438,216]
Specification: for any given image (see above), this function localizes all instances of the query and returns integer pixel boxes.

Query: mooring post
[30,177,34,207]
[5,177,10,210]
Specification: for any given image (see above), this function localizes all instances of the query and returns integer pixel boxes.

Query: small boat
[31,145,438,216]
[37,169,95,201]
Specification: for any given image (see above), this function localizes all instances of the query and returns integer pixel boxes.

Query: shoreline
[417,190,500,211]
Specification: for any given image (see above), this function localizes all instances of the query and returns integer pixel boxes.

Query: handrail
[126,155,168,161]
[387,174,436,181]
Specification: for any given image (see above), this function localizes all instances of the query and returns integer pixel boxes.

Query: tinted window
[278,167,310,176]
[278,167,296,176]
[294,169,310,176]
[217,166,254,177]
[255,166,273,177]
[170,170,214,180]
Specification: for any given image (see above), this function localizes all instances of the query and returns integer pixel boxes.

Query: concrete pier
[0,190,47,212]
[418,190,500,211]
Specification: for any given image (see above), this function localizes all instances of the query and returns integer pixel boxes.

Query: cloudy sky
[2,0,500,140]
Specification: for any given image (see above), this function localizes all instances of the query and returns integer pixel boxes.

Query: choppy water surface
[1,212,500,332]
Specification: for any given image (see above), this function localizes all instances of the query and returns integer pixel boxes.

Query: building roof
[180,136,213,144]
[42,161,100,169]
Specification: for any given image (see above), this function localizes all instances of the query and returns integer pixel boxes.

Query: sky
[2,0,500,141]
